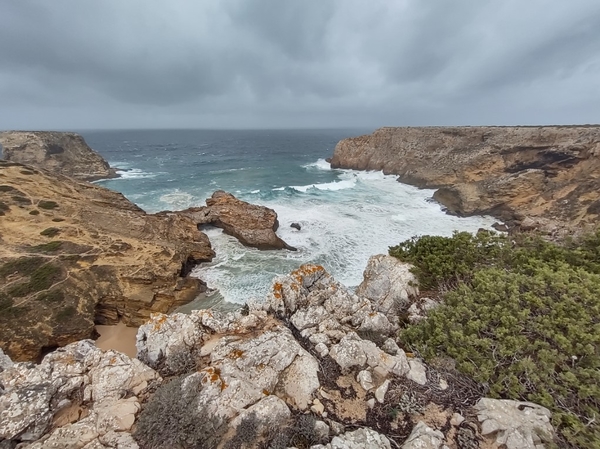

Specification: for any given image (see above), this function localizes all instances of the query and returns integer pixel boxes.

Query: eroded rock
[474,398,554,449]
[181,190,296,250]
[0,340,158,446]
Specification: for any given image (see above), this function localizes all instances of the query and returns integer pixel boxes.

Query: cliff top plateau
[331,126,600,233]
[0,131,117,181]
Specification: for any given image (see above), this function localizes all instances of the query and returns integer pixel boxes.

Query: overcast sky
[1,0,599,130]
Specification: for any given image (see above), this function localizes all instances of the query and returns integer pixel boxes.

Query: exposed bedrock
[0,160,214,362]
[181,190,297,251]
[0,131,118,181]
[331,126,600,230]
[0,260,553,448]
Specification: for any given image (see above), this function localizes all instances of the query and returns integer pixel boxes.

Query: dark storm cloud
[1,0,599,129]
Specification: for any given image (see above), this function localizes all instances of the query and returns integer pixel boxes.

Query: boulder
[474,398,554,449]
[356,255,419,321]
[0,340,158,447]
[181,190,296,250]
[0,160,214,361]
[402,421,444,449]
[0,131,117,181]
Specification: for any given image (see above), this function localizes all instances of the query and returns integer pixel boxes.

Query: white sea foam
[159,190,197,209]
[192,169,497,304]
[116,168,157,179]
[287,179,356,192]
[303,158,331,171]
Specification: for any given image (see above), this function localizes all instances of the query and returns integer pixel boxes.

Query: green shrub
[29,210,40,215]
[395,231,600,447]
[55,305,76,322]
[52,218,65,222]
[389,231,509,289]
[0,185,16,192]
[40,227,60,237]
[0,257,44,279]
[30,241,62,252]
[7,263,61,297]
[37,289,65,303]
[38,200,58,210]
[0,201,8,215]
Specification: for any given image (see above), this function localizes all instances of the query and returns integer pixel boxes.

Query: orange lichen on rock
[273,282,283,299]
[227,349,245,359]
[262,389,270,395]
[151,313,169,331]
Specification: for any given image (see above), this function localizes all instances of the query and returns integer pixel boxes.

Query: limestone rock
[0,348,12,372]
[474,398,554,449]
[230,395,291,431]
[356,255,419,320]
[407,298,440,324]
[0,131,117,181]
[328,428,391,448]
[402,421,445,449]
[0,160,214,361]
[331,126,600,229]
[0,340,158,446]
[181,190,296,250]
[407,360,428,386]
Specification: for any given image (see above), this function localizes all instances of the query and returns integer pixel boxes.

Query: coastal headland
[1,128,598,447]
[332,126,600,232]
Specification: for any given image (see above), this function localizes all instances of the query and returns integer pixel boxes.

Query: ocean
[83,129,496,307]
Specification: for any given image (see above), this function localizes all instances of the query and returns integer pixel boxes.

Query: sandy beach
[95,322,138,358]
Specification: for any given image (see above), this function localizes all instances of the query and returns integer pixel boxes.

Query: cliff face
[0,131,117,181]
[0,160,214,361]
[331,126,600,228]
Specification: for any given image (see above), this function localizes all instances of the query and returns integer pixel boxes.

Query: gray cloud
[1,0,599,129]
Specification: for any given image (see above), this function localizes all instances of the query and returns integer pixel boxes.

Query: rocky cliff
[0,160,214,361]
[331,126,600,229]
[0,261,555,448]
[0,131,117,181]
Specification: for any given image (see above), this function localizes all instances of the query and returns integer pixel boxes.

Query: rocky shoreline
[331,126,600,233]
[1,128,590,447]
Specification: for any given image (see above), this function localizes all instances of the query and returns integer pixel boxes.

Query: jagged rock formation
[181,190,297,250]
[0,160,214,361]
[331,126,600,230]
[0,262,554,448]
[0,131,117,181]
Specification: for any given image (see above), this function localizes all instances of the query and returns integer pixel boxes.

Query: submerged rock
[181,190,297,250]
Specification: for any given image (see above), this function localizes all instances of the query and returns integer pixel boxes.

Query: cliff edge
[331,126,600,229]
[0,131,117,181]
[0,160,214,361]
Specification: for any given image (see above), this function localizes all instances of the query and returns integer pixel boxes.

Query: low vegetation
[38,200,59,210]
[391,230,600,448]
[40,227,60,237]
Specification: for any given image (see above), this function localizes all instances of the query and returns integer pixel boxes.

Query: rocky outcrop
[331,126,600,229]
[0,160,214,361]
[181,190,296,250]
[0,264,556,448]
[0,131,117,181]
[0,340,159,447]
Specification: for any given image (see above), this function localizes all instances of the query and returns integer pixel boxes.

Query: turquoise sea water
[84,129,496,305]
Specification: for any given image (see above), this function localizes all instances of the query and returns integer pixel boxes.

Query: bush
[30,241,62,252]
[29,210,40,215]
[389,231,509,289]
[7,263,61,297]
[394,231,600,447]
[38,200,58,210]
[134,376,226,449]
[40,227,60,237]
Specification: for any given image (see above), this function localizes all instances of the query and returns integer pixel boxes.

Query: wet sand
[95,322,138,358]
